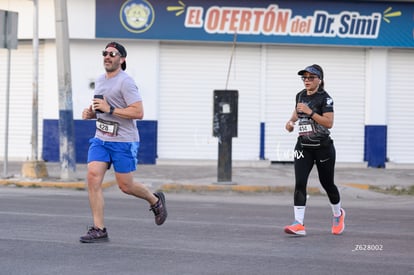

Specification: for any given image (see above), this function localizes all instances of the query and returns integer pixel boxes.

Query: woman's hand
[296,103,312,115]
[285,120,295,132]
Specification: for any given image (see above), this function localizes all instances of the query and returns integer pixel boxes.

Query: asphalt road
[0,186,413,275]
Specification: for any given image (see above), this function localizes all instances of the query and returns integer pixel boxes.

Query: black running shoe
[150,192,168,226]
[79,226,109,243]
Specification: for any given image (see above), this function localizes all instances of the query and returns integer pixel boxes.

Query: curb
[0,179,117,190]
[159,183,322,194]
[0,180,375,193]
[342,183,371,190]
[159,182,376,193]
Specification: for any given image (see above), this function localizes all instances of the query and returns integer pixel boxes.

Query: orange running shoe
[284,221,306,236]
[332,208,346,235]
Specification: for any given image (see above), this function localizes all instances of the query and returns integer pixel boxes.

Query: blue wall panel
[364,125,387,168]
[260,122,265,160]
[42,119,60,162]
[136,120,158,164]
[42,120,158,164]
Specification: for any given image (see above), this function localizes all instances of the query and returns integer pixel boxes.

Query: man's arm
[106,101,143,120]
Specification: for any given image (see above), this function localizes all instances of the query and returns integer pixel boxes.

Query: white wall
[365,48,387,125]
[42,41,59,119]
[0,0,95,39]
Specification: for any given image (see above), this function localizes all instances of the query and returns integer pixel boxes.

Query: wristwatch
[109,105,115,115]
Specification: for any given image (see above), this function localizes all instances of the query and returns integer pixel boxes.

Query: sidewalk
[1,160,413,195]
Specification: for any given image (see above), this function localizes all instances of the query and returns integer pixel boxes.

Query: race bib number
[96,118,119,136]
[298,120,315,136]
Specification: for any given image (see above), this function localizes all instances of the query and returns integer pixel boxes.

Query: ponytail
[311,64,324,90]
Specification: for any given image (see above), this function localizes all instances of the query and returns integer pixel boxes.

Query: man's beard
[105,67,116,73]
[104,61,119,73]
[105,65,117,73]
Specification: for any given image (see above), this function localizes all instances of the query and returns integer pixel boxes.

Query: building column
[364,48,388,168]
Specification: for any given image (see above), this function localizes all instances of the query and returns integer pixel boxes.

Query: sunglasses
[102,50,121,57]
[301,76,318,81]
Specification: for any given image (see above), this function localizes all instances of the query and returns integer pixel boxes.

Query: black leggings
[293,139,340,206]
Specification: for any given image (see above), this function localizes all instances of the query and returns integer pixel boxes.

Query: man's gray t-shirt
[94,70,142,142]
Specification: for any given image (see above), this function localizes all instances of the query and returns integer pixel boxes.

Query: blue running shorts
[87,137,139,173]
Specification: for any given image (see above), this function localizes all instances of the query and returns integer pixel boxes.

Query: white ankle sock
[331,202,342,217]
[294,206,306,224]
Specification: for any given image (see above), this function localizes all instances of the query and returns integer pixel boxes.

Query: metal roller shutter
[0,41,44,160]
[264,45,366,162]
[158,42,262,161]
[387,49,414,164]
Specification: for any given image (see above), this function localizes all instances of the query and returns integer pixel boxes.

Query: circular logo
[120,0,155,33]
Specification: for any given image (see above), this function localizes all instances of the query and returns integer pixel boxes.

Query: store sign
[96,0,414,48]
[0,10,18,49]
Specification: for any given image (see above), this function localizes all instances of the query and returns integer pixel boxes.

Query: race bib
[298,120,315,136]
[96,118,119,136]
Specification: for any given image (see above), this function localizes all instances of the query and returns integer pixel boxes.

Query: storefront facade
[0,0,413,166]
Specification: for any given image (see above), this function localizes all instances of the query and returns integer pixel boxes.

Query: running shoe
[332,208,346,235]
[150,192,168,226]
[79,226,109,243]
[284,221,306,236]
